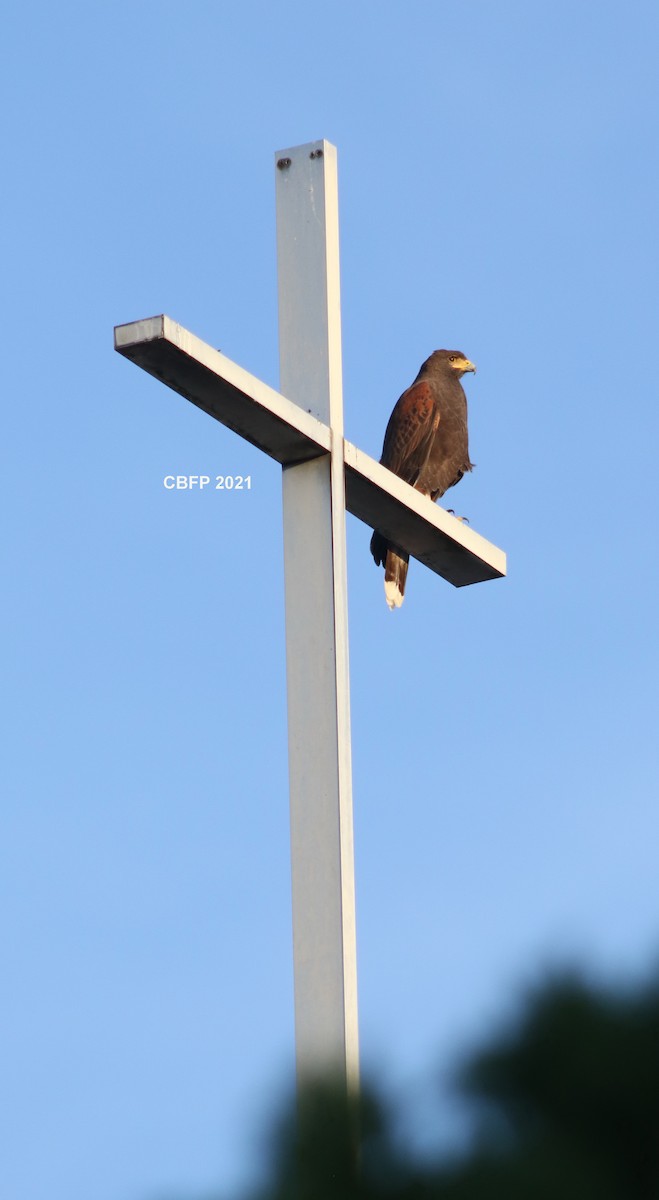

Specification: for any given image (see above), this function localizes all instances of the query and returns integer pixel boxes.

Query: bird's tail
[370,531,409,610]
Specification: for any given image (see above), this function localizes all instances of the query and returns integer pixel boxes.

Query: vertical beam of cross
[275,141,359,1090]
[114,139,505,1099]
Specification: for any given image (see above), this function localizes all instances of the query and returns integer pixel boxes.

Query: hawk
[370,350,476,609]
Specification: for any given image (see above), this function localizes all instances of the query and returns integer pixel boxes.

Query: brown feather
[371,349,475,607]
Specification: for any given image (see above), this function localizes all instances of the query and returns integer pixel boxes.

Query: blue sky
[3,2,659,1197]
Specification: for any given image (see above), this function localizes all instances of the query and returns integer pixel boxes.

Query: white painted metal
[276,140,359,1089]
[114,316,331,464]
[113,138,508,1102]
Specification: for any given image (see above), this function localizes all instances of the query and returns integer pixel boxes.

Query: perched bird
[370,350,476,609]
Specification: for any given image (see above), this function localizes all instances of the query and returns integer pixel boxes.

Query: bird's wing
[380,380,440,486]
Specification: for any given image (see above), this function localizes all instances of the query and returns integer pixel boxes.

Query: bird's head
[422,350,476,378]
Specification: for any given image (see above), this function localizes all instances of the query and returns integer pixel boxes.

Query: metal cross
[114,139,505,1095]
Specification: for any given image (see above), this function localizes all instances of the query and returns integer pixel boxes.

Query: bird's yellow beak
[459,358,476,374]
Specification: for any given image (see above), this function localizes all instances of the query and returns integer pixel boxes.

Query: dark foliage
[245,968,659,1200]
[164,967,659,1199]
[454,971,659,1199]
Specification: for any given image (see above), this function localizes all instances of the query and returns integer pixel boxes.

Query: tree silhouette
[246,967,659,1200]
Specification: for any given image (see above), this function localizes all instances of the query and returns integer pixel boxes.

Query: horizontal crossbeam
[115,315,330,465]
[343,443,505,587]
[115,315,506,588]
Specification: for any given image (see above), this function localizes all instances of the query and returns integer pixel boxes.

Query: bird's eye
[449,355,456,362]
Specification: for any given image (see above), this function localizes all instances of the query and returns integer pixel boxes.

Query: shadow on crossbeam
[115,315,331,465]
